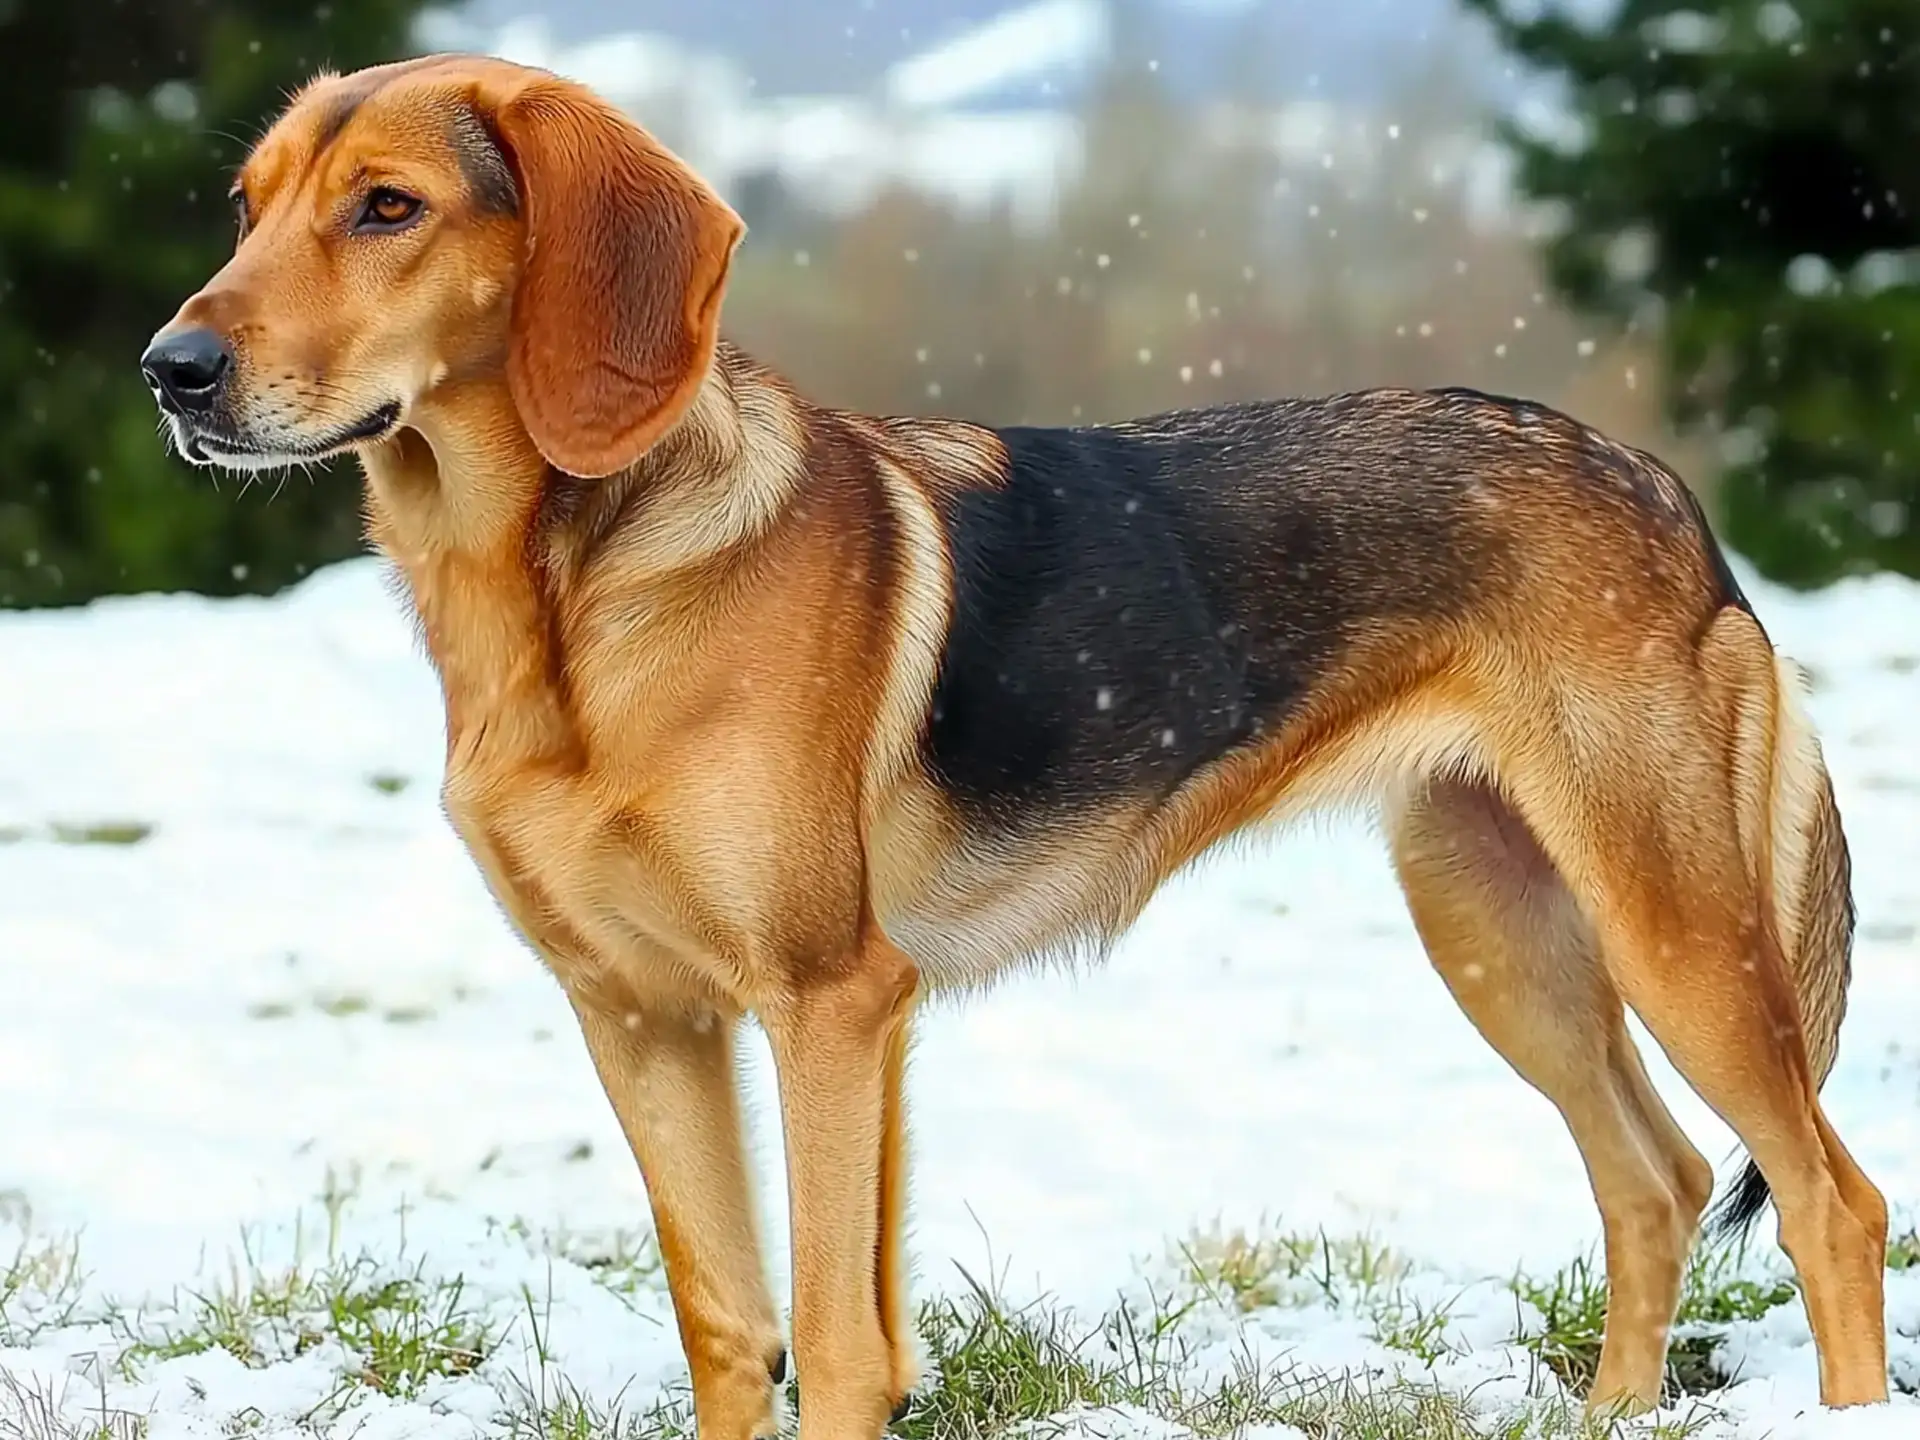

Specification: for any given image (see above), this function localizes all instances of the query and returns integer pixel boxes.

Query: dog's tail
[1706,639,1857,1238]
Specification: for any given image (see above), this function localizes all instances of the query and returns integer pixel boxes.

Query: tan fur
[1389,775,1717,1414]
[1761,649,1852,1080]
[146,56,1889,1437]
[861,451,955,825]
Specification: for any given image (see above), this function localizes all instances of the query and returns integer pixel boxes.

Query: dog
[141,54,1889,1438]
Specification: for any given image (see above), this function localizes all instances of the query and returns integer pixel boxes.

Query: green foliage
[1465,0,1920,585]
[0,0,427,607]
[121,1256,494,1399]
[1516,1245,1800,1401]
[1888,1227,1920,1271]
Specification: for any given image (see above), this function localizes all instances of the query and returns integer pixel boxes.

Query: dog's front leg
[761,929,920,1440]
[572,998,786,1439]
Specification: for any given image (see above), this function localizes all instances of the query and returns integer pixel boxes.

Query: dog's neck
[358,342,804,755]
[359,379,559,754]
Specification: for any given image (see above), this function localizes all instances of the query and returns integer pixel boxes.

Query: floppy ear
[486,80,744,478]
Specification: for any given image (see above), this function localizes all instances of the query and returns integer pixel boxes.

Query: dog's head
[142,55,744,479]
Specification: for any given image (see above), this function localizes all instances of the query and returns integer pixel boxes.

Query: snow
[882,0,1109,111]
[1,554,1917,1438]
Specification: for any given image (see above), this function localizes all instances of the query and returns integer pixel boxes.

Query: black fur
[921,394,1520,829]
[313,90,366,154]
[1680,475,1756,619]
[922,388,1753,834]
[1708,1160,1774,1238]
[450,107,520,217]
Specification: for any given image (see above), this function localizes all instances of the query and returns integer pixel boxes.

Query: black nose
[141,327,232,415]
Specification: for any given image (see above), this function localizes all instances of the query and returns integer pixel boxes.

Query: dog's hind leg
[1390,776,1713,1415]
[1502,609,1887,1408]
[1536,610,1881,1413]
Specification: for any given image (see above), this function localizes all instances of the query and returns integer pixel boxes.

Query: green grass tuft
[0,1212,85,1348]
[1175,1222,1464,1368]
[0,1370,147,1440]
[1516,1245,1798,1402]
[1887,1228,1920,1272]
[120,1253,494,1405]
[892,1275,1124,1437]
[46,821,152,846]
[883,1266,1694,1439]
[1176,1222,1411,1315]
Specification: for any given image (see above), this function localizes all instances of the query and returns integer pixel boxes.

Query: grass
[3,1204,1910,1440]
[1518,1226,1920,1404]
[1516,1249,1796,1401]
[4,821,157,846]
[117,1251,496,1403]
[486,1217,666,1310]
[1887,1228,1920,1272]
[0,1370,146,1440]
[882,1267,1713,1440]
[0,1211,85,1348]
[1177,1224,1412,1315]
[496,1280,694,1440]
[0,1205,135,1440]
[499,1382,693,1440]
[1173,1224,1472,1370]
[43,1175,503,1420]
[247,993,445,1023]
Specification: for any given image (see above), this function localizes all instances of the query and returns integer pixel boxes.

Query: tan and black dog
[140,54,1888,1439]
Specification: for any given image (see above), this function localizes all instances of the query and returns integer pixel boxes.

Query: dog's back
[923,386,1745,841]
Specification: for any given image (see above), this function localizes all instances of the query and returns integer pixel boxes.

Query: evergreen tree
[1464,0,1920,586]
[0,0,428,607]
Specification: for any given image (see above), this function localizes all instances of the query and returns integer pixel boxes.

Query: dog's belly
[872,785,1160,990]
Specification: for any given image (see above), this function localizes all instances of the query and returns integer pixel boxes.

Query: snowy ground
[1,555,1917,1438]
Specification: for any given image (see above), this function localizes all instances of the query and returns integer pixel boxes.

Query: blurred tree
[1464,0,1920,586]
[724,8,1656,451]
[0,0,426,607]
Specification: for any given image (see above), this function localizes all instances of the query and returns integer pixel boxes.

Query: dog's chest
[437,751,735,1006]
[442,761,597,954]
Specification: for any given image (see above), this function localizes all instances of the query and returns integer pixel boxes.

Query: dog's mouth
[174,403,403,470]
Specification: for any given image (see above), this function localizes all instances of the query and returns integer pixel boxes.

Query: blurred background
[2,0,1916,609]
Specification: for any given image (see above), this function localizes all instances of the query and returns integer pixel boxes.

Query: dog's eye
[354,187,424,233]
[229,186,249,235]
